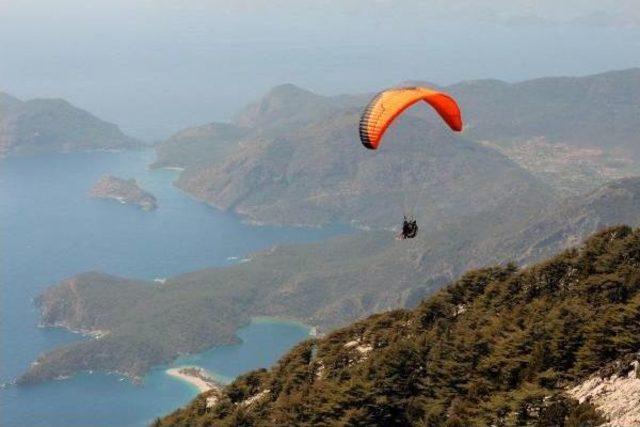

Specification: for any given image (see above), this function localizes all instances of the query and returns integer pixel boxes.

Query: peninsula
[0,92,142,158]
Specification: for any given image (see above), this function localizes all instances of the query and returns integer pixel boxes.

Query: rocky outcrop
[569,356,640,426]
[89,176,157,211]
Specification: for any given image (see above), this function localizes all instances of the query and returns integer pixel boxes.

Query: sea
[0,150,348,427]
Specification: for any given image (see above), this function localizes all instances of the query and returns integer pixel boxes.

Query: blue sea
[0,150,347,427]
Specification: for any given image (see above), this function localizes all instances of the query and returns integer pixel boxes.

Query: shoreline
[251,316,317,335]
[166,366,220,394]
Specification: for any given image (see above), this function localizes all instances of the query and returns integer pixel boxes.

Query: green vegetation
[159,226,640,426]
[19,69,640,390]
[151,123,249,170]
[21,176,640,385]
[156,69,640,228]
[450,68,640,155]
[21,271,248,383]
[0,92,141,158]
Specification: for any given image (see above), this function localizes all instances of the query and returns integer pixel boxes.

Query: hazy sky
[1,0,638,140]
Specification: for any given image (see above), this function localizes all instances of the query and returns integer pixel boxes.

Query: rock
[568,358,640,426]
[89,175,157,211]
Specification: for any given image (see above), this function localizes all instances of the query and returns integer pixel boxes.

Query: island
[89,175,157,211]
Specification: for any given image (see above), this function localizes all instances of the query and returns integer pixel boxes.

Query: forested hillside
[21,177,640,385]
[21,69,640,392]
[159,226,640,426]
[154,68,640,226]
[173,111,551,228]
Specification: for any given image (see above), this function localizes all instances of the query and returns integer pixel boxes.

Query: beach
[166,366,220,394]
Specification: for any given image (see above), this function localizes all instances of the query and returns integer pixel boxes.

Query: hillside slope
[155,69,640,226]
[151,122,249,170]
[159,226,640,426]
[20,178,640,385]
[176,112,553,228]
[451,68,640,153]
[0,92,141,158]
[485,177,640,266]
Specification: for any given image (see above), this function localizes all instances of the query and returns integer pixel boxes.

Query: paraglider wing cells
[359,87,463,150]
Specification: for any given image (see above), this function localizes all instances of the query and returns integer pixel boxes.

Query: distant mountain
[19,177,640,385]
[0,92,142,158]
[159,226,640,426]
[152,122,249,170]
[452,68,640,154]
[451,68,640,194]
[232,84,337,130]
[0,92,22,110]
[478,138,640,196]
[173,106,554,228]
[155,69,640,228]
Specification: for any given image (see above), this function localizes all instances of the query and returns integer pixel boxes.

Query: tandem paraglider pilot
[399,216,418,240]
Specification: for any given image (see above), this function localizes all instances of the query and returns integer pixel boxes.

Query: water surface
[0,150,346,426]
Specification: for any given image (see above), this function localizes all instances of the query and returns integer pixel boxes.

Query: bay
[0,150,347,426]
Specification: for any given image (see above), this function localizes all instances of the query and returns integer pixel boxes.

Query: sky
[1,0,639,140]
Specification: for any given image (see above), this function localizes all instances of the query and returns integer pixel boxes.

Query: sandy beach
[166,366,220,394]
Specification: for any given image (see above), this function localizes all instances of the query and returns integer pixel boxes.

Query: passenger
[399,216,418,239]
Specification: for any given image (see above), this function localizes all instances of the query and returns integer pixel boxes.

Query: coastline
[251,316,316,335]
[166,366,220,394]
[36,320,110,340]
[172,178,332,229]
[6,149,339,425]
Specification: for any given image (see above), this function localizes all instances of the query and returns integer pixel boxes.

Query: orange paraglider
[358,86,464,239]
[359,86,463,150]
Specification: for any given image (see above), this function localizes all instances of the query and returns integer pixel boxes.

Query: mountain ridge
[0,92,142,158]
[155,68,640,227]
[173,110,554,228]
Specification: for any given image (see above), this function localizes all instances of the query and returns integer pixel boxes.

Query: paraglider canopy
[359,86,463,150]
[358,86,464,241]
